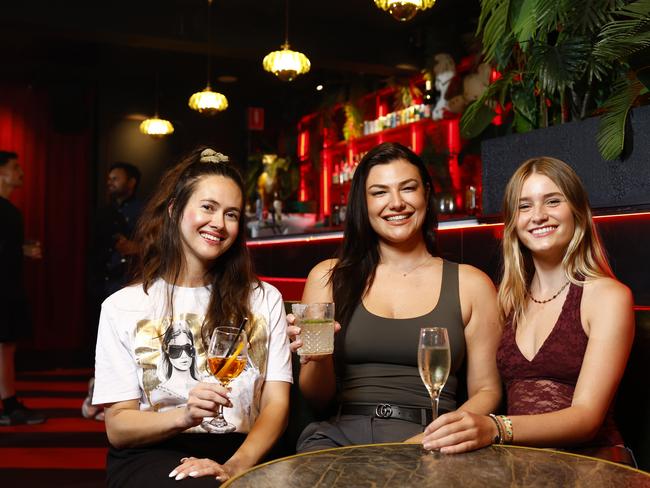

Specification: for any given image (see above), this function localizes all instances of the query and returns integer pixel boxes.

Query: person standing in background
[0,150,45,426]
[94,162,144,298]
[83,162,144,420]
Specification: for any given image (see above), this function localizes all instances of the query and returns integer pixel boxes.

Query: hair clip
[200,148,229,164]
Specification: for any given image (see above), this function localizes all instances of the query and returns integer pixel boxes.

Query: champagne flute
[418,327,451,423]
[202,326,248,434]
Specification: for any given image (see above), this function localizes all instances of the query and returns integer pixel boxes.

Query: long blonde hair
[498,157,614,324]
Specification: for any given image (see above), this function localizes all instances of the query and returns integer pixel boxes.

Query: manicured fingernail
[168,470,177,478]
[189,471,199,478]
[175,472,187,480]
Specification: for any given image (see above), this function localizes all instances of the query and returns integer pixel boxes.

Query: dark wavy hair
[331,142,439,330]
[132,146,259,347]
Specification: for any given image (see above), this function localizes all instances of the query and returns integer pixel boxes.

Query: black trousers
[106,433,245,488]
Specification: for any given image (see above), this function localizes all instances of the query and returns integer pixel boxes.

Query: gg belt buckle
[375,403,393,419]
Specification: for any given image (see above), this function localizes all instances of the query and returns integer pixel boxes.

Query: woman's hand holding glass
[179,381,233,431]
[287,313,341,364]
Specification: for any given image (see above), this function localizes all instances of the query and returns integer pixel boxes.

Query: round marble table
[223,443,650,487]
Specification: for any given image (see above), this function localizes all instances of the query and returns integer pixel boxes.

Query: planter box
[481,105,650,216]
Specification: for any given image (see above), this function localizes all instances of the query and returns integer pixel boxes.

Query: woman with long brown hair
[92,147,292,486]
[288,142,502,451]
[421,157,635,465]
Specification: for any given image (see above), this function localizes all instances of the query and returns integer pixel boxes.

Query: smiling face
[516,172,575,258]
[178,174,243,275]
[365,159,428,246]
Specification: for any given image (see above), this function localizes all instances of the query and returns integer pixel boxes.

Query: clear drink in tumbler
[291,302,335,356]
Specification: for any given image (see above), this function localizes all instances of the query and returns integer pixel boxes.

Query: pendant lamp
[262,0,311,81]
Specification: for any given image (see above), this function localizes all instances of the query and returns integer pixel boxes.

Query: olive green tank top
[339,259,465,412]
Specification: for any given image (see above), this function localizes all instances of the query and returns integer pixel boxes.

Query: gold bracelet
[488,414,503,444]
[497,415,513,444]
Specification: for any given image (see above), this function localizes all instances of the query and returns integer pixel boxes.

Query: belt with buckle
[340,403,434,425]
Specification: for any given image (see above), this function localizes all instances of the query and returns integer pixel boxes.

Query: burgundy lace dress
[497,282,623,448]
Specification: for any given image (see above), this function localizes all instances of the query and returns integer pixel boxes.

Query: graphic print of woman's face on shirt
[168,332,195,371]
[161,322,200,381]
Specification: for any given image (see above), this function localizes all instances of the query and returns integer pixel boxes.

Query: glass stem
[431,394,440,422]
[216,404,225,422]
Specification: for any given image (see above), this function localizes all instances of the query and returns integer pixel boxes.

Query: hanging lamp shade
[263,43,311,81]
[139,116,174,137]
[188,84,229,114]
[374,0,437,21]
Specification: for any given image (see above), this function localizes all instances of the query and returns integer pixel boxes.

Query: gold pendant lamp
[262,0,311,81]
[374,0,437,21]
[189,0,228,114]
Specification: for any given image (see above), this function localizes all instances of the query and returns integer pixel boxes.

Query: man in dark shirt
[93,162,143,298]
[0,151,45,426]
[83,162,143,420]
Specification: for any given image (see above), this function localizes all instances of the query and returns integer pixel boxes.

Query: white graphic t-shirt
[93,279,292,433]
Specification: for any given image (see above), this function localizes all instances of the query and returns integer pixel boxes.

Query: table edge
[222,442,649,486]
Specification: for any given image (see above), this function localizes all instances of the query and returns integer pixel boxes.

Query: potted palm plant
[460,0,650,214]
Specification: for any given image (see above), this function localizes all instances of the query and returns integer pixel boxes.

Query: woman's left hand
[168,456,238,482]
[421,410,497,454]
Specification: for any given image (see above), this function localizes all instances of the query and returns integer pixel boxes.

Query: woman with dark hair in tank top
[287,142,502,452]
[420,157,635,465]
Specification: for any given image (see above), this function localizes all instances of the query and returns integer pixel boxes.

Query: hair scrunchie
[200,148,229,164]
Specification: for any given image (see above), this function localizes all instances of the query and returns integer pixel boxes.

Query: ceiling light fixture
[262,0,311,81]
[139,117,174,137]
[374,0,437,21]
[189,0,228,114]
[140,73,174,138]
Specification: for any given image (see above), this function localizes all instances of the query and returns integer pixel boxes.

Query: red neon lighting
[411,125,423,154]
[593,211,650,222]
[246,211,650,247]
[299,163,308,201]
[322,153,330,216]
[446,119,462,209]
[298,131,309,160]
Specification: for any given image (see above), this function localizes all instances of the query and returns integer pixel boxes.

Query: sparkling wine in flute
[418,327,451,424]
[418,346,451,396]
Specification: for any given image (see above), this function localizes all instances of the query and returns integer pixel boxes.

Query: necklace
[528,280,570,304]
[396,256,431,277]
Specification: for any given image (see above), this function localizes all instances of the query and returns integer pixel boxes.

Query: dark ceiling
[1,0,480,115]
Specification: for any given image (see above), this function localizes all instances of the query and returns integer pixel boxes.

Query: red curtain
[0,84,90,351]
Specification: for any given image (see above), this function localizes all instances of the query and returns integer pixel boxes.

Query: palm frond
[511,0,538,44]
[596,75,644,160]
[460,74,514,139]
[528,37,592,93]
[618,0,650,19]
[532,0,569,34]
[564,0,623,35]
[595,0,650,60]
[478,0,514,63]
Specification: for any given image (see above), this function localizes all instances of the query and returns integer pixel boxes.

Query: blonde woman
[420,157,635,465]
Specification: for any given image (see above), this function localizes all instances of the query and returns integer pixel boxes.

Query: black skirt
[106,433,245,488]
